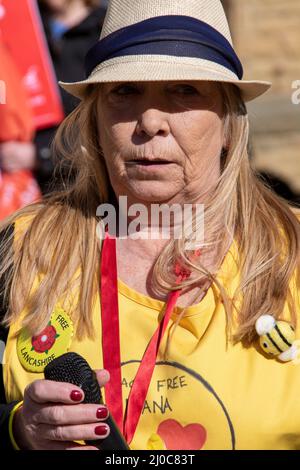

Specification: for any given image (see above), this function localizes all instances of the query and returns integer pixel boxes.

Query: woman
[1,0,300,450]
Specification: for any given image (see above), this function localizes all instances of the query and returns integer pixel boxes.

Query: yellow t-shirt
[3,220,300,450]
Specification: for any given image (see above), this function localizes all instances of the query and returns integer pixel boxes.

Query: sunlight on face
[96,81,226,206]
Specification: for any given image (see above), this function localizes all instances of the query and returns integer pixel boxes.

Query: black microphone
[44,352,129,450]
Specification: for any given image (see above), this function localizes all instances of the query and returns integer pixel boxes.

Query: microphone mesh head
[44,352,102,404]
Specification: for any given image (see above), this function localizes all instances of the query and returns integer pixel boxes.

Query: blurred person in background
[0,41,41,221]
[34,0,106,193]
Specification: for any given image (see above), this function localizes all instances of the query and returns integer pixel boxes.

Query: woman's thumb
[94,369,110,388]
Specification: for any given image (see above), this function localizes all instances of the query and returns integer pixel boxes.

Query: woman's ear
[223,140,230,152]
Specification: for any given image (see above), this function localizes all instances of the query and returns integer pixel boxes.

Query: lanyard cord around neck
[100,231,200,444]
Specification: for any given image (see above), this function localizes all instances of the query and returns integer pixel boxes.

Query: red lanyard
[100,231,199,444]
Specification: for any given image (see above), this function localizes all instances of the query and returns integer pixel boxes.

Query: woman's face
[96,81,226,206]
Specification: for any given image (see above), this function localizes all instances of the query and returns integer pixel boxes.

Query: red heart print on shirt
[156,419,207,450]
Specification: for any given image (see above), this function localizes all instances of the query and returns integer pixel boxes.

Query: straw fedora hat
[59,0,271,102]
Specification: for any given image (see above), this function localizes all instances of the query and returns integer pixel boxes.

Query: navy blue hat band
[85,15,243,80]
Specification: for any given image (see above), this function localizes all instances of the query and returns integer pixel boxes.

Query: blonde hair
[1,83,300,350]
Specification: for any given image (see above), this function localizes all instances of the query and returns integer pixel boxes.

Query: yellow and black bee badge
[255,314,298,362]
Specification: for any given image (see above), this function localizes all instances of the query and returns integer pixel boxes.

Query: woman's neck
[113,195,225,303]
[115,234,222,306]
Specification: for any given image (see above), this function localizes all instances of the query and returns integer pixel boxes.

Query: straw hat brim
[59,55,271,103]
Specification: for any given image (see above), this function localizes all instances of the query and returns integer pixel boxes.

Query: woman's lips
[125,160,175,173]
[126,159,173,166]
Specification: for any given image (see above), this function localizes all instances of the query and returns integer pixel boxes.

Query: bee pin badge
[255,314,298,362]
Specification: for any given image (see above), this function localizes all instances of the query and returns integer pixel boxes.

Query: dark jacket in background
[34,6,106,194]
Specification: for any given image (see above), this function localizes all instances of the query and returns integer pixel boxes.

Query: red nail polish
[70,390,83,402]
[96,407,109,420]
[95,424,109,436]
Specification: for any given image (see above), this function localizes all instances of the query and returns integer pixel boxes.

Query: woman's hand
[12,370,110,450]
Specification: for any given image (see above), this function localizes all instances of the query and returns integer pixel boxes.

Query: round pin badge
[17,306,74,373]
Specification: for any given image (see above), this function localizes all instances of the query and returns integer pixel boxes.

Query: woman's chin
[126,181,181,203]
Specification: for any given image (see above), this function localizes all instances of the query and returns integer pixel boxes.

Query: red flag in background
[0,0,64,130]
[0,40,41,220]
[0,0,62,219]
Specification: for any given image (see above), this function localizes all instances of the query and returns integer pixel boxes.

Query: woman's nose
[135,108,171,138]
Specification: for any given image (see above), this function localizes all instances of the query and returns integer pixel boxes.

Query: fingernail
[96,406,109,420]
[95,424,109,436]
[70,390,83,402]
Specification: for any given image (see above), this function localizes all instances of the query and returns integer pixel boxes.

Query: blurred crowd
[0,0,299,220]
[35,0,106,193]
[0,0,107,219]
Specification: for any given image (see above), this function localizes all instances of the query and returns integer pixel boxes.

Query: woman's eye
[171,85,198,95]
[111,85,139,95]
